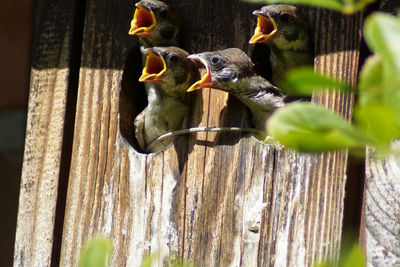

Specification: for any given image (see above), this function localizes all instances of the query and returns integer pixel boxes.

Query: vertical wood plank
[361,145,400,266]
[13,1,78,266]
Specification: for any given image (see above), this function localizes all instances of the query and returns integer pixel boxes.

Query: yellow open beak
[187,55,215,92]
[139,50,166,82]
[129,5,156,36]
[249,15,277,44]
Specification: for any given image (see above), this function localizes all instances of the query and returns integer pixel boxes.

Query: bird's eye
[159,9,168,18]
[280,14,289,23]
[210,56,224,70]
[211,56,220,64]
[168,54,178,64]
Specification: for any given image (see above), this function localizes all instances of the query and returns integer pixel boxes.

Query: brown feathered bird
[135,46,198,152]
[187,48,285,130]
[249,4,313,85]
[129,0,179,47]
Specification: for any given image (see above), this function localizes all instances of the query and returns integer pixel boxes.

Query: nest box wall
[14,0,369,266]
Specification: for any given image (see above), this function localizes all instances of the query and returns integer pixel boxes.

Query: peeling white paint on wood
[126,147,147,267]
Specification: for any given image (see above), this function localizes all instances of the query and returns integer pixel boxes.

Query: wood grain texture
[44,1,361,267]
[361,144,400,267]
[13,1,77,266]
[360,3,400,267]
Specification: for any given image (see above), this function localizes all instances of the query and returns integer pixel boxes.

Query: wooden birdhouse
[14,0,400,266]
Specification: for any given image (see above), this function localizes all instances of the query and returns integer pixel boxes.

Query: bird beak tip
[187,80,201,92]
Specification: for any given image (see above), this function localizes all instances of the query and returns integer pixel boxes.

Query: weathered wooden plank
[13,1,78,266]
[58,0,140,265]
[361,144,400,267]
[59,1,361,267]
[256,9,362,266]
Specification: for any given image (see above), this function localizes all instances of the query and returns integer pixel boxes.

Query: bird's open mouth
[249,15,277,44]
[139,50,166,82]
[129,5,156,36]
[187,55,215,92]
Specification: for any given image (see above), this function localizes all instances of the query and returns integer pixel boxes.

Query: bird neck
[148,83,187,104]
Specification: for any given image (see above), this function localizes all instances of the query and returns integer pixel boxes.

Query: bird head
[139,47,198,95]
[249,5,309,51]
[129,0,179,46]
[187,48,254,93]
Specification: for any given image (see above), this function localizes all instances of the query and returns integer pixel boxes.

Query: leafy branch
[267,12,400,155]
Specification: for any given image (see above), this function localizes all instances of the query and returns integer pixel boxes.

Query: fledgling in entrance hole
[134,46,198,153]
[187,48,285,132]
[129,0,179,48]
[249,4,313,86]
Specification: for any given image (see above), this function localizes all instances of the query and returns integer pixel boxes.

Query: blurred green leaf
[355,103,399,148]
[358,54,400,120]
[342,0,376,14]
[363,13,400,77]
[340,244,366,267]
[314,242,365,267]
[267,102,372,152]
[79,235,112,267]
[141,253,158,267]
[358,54,384,104]
[283,67,350,96]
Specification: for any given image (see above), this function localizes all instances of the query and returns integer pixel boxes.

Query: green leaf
[243,0,344,12]
[358,54,400,118]
[341,0,354,4]
[313,262,330,267]
[283,67,350,96]
[363,13,400,76]
[356,45,400,155]
[267,102,372,152]
[358,54,384,104]
[358,54,389,105]
[313,242,365,267]
[342,0,376,14]
[355,103,399,148]
[141,253,158,267]
[340,244,366,267]
[79,235,113,267]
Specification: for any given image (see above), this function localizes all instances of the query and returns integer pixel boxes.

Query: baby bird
[187,48,285,130]
[135,46,198,152]
[249,4,313,85]
[129,0,179,48]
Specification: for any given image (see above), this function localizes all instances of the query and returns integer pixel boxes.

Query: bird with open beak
[249,4,313,85]
[129,0,179,48]
[134,46,198,152]
[187,48,285,131]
